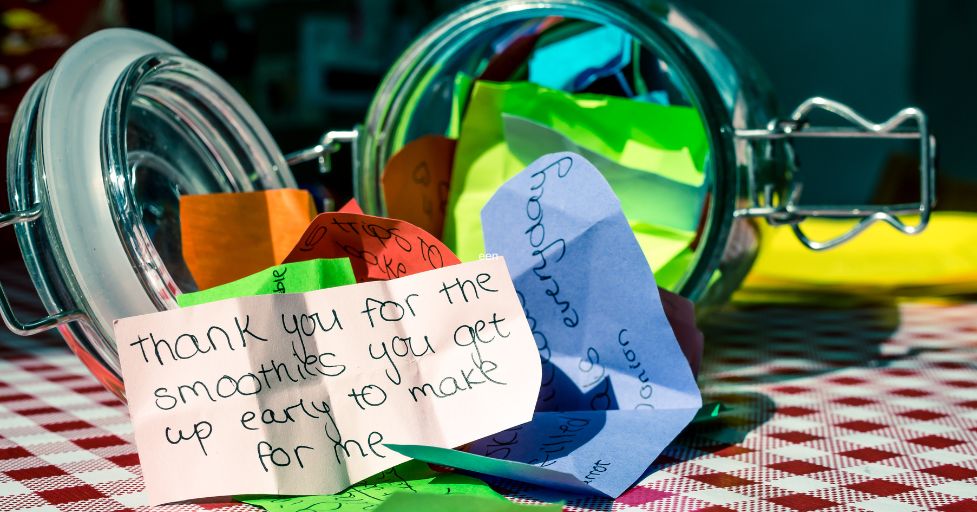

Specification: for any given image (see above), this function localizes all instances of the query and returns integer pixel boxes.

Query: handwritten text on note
[392,152,701,498]
[282,212,461,282]
[115,258,540,505]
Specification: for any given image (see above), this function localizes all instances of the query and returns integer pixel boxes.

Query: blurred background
[1,0,973,228]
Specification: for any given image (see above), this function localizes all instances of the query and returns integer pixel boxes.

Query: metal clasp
[0,204,85,335]
[285,129,359,174]
[734,97,936,250]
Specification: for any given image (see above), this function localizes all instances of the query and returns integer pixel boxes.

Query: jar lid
[8,29,295,397]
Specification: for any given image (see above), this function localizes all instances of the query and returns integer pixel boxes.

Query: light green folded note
[239,461,508,512]
[375,494,564,512]
[632,223,696,291]
[503,115,705,233]
[449,72,476,139]
[443,79,707,285]
[176,258,356,307]
[501,113,700,289]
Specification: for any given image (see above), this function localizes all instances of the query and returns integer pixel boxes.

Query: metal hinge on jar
[734,97,936,251]
[284,129,359,174]
[0,205,85,335]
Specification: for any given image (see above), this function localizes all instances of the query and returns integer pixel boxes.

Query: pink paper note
[114,258,541,505]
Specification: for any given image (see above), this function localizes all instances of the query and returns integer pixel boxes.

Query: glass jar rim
[7,29,295,397]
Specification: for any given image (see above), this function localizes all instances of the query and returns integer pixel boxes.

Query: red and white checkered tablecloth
[3,264,977,511]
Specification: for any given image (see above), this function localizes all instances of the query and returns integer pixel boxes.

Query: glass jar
[2,0,934,399]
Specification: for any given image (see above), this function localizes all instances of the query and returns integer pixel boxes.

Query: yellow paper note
[114,258,541,505]
[180,189,317,290]
[743,212,977,293]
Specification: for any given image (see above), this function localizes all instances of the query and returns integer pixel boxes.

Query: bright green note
[374,493,563,512]
[238,461,506,512]
[176,258,356,307]
[448,72,475,139]
[443,79,707,273]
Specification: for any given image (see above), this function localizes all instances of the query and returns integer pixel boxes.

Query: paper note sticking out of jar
[381,135,457,240]
[180,189,317,291]
[114,257,541,505]
[176,258,356,308]
[282,212,461,282]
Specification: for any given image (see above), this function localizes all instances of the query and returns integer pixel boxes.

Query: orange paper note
[381,135,457,239]
[180,189,317,290]
[283,212,461,282]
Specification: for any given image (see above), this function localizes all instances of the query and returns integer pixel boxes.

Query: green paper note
[176,258,356,307]
[443,79,707,263]
[448,73,475,139]
[503,114,705,233]
[375,493,563,512]
[239,461,506,512]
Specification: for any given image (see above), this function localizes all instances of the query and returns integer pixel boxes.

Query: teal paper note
[529,25,632,93]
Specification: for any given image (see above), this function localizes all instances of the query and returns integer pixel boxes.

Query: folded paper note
[282,212,461,282]
[200,258,507,512]
[395,152,702,498]
[181,189,317,290]
[381,136,457,239]
[443,79,707,265]
[239,460,504,512]
[115,257,541,504]
[176,258,356,308]
[483,152,701,411]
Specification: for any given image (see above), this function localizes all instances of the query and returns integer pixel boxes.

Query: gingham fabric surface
[3,266,977,511]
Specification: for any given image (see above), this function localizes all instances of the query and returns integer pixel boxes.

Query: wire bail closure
[734,97,936,251]
[285,129,359,174]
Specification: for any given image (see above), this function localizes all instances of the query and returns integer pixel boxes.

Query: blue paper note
[389,152,702,498]
[529,26,633,94]
[487,152,701,412]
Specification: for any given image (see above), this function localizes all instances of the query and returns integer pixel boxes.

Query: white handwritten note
[114,258,541,505]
